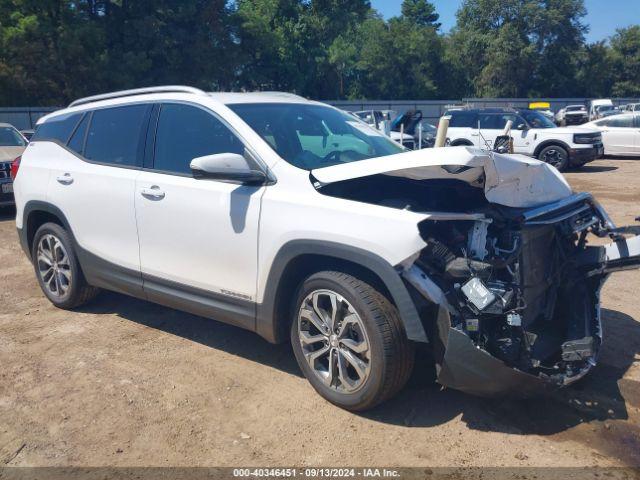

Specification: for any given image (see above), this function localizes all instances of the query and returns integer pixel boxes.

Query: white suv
[446,108,603,171]
[14,87,640,410]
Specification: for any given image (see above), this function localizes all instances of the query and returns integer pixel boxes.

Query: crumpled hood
[0,146,25,162]
[311,147,573,209]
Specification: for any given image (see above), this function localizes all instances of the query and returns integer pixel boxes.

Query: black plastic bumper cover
[569,144,604,165]
[436,327,555,397]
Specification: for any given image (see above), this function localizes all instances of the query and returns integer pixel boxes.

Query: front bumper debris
[401,193,640,397]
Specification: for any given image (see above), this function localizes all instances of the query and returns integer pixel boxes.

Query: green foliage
[0,0,637,105]
[449,0,588,97]
[401,0,441,28]
[609,26,640,96]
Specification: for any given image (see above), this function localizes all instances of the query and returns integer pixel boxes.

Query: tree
[609,26,640,96]
[450,0,588,97]
[576,41,614,98]
[401,0,440,29]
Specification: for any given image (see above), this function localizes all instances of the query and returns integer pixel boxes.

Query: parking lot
[0,157,638,468]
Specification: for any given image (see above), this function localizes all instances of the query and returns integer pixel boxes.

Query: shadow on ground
[572,165,619,173]
[0,206,16,221]
[80,291,640,441]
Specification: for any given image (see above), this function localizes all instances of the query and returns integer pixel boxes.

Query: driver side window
[154,103,245,174]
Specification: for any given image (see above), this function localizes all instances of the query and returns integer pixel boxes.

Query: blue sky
[370,0,640,42]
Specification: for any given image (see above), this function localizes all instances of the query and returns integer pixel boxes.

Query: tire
[538,145,569,171]
[32,222,99,309]
[450,139,473,147]
[290,271,414,411]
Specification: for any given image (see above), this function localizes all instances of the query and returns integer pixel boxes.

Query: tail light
[10,156,21,181]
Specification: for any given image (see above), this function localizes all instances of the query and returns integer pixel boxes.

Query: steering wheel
[322,150,342,164]
[321,150,363,165]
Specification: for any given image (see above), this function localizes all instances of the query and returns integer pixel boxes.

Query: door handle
[56,173,73,185]
[140,186,165,200]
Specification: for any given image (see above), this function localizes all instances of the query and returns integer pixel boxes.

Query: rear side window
[607,116,634,128]
[449,112,477,128]
[67,113,90,155]
[153,103,245,174]
[0,126,26,147]
[32,112,82,144]
[84,105,151,167]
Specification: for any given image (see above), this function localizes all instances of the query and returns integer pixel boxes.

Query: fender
[256,240,428,344]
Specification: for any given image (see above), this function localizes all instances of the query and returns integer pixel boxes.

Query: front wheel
[291,271,414,411]
[538,145,569,171]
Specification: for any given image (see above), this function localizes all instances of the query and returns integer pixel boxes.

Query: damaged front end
[402,193,640,396]
[313,148,640,397]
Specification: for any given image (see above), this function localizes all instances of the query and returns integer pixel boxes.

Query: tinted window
[0,126,26,147]
[519,110,555,128]
[84,105,150,167]
[230,103,403,170]
[449,112,477,128]
[478,114,505,129]
[607,116,634,128]
[153,104,245,174]
[67,113,89,155]
[32,112,82,143]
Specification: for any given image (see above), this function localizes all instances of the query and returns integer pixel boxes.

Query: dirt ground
[0,157,639,469]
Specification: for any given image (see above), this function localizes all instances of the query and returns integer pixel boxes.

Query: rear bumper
[0,178,14,205]
[569,143,604,165]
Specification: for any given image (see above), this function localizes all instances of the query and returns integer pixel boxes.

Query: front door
[134,102,264,328]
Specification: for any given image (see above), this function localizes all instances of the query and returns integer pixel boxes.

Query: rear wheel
[538,145,569,171]
[291,271,414,411]
[32,222,99,309]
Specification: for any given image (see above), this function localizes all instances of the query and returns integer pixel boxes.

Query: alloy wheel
[297,289,371,393]
[36,234,72,298]
[542,148,566,168]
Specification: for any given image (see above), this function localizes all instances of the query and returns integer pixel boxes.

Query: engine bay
[412,207,603,386]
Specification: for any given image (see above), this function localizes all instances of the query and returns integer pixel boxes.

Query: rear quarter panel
[14,142,54,230]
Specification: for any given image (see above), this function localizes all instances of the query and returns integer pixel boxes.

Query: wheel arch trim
[533,139,571,158]
[256,240,428,344]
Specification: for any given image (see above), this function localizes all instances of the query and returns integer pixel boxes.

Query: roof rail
[253,91,307,100]
[68,86,206,108]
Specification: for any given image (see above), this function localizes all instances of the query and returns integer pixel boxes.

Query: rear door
[447,112,478,146]
[46,104,151,293]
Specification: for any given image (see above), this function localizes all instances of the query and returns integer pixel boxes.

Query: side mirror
[516,123,528,130]
[190,153,267,186]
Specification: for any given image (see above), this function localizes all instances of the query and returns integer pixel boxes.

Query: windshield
[566,106,585,112]
[520,110,556,129]
[421,123,437,135]
[0,126,26,147]
[597,105,615,112]
[229,103,404,170]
